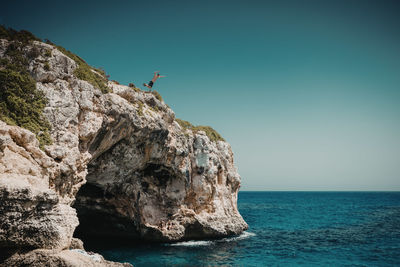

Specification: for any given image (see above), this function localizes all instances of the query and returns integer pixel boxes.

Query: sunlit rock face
[0,121,78,252]
[74,116,247,242]
[0,36,246,265]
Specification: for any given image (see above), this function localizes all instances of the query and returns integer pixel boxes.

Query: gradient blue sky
[2,0,400,190]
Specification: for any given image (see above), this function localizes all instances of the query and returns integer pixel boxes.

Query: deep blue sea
[94,192,400,266]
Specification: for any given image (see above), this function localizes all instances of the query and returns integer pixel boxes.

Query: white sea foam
[222,231,256,242]
[169,231,256,247]
[170,240,214,247]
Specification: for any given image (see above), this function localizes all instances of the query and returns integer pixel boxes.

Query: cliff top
[0,25,225,148]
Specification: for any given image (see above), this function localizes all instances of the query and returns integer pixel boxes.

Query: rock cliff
[0,28,247,266]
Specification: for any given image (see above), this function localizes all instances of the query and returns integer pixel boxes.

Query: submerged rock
[0,30,247,265]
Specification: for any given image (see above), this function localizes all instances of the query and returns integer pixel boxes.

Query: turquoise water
[93,192,400,266]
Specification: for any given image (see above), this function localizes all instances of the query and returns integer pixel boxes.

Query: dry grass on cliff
[176,118,225,142]
[45,41,110,94]
[150,90,163,102]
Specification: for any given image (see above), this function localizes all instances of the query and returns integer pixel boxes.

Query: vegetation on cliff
[44,40,110,94]
[0,26,226,146]
[150,90,163,102]
[176,118,225,142]
[0,25,41,43]
[1,26,110,95]
[0,26,110,148]
[0,26,52,148]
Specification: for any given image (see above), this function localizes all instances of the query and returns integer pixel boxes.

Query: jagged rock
[74,121,247,241]
[0,122,78,254]
[0,36,247,265]
[69,238,84,250]
[28,42,77,82]
[1,249,132,267]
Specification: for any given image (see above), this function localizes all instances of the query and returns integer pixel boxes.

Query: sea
[90,192,400,266]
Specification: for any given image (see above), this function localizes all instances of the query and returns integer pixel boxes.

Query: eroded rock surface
[75,118,247,241]
[2,249,132,267]
[0,37,247,265]
[0,121,78,252]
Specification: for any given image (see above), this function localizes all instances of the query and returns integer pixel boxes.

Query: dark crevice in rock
[148,129,169,142]
[0,247,33,263]
[73,183,141,243]
[73,158,185,246]
[75,183,104,199]
[88,123,109,154]
[50,172,72,198]
[88,115,134,161]
[142,163,174,187]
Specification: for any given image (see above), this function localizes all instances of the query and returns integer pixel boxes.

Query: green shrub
[129,83,141,92]
[5,42,28,68]
[74,65,109,94]
[137,101,144,116]
[0,58,9,65]
[0,68,52,149]
[92,67,107,77]
[149,105,159,113]
[175,118,225,142]
[1,27,109,94]
[0,25,41,44]
[27,46,41,59]
[151,90,163,102]
[0,30,52,149]
[176,118,194,130]
[192,125,225,142]
[131,86,140,93]
[45,39,110,94]
[44,49,52,57]
[44,61,50,71]
[0,25,8,39]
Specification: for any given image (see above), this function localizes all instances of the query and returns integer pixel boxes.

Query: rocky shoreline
[0,29,247,266]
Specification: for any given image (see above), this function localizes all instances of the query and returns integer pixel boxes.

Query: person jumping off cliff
[143,71,166,90]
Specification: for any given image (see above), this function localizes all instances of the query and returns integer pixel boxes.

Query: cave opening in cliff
[71,148,145,249]
[72,181,142,249]
[72,159,179,249]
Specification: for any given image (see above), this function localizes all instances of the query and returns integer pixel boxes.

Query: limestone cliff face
[0,37,247,264]
[74,84,247,241]
[0,121,78,251]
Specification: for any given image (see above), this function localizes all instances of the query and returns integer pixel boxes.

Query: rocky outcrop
[0,120,77,248]
[74,98,247,241]
[0,35,247,265]
[3,249,132,267]
[0,121,130,267]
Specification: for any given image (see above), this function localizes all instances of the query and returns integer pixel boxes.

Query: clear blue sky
[2,0,400,190]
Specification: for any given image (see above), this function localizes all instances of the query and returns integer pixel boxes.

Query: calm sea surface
[92,192,400,266]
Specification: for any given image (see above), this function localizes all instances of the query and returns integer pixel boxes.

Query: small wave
[169,231,256,247]
[233,231,256,240]
[170,240,214,247]
[222,231,256,242]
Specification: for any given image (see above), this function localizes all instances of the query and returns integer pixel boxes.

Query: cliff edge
[0,27,247,266]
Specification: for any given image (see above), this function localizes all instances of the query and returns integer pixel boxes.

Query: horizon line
[239,190,400,192]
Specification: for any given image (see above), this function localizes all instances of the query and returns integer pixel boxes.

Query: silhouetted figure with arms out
[143,71,166,90]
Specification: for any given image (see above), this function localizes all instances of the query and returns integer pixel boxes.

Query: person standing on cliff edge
[143,71,166,90]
